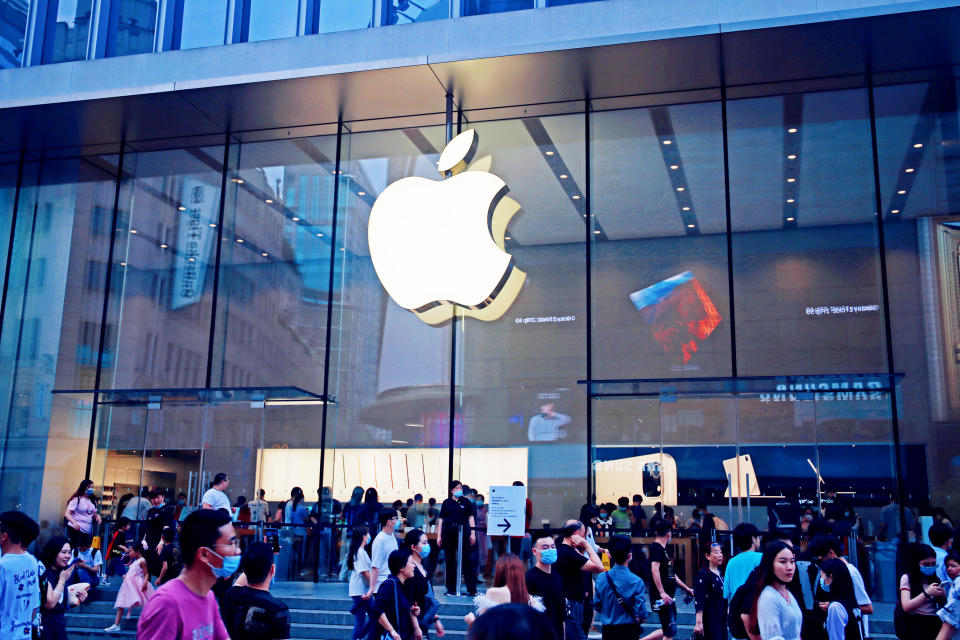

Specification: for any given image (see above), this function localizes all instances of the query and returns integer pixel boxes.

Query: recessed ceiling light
[897,190,907,195]
[787,154,797,160]
[265,199,273,204]
[119,261,126,267]
[687,224,695,228]
[786,217,795,222]
[232,178,244,184]
[130,229,138,234]
[593,230,601,234]
[177,206,186,211]
[572,195,580,200]
[891,209,900,214]
[787,178,796,183]
[545,151,554,156]
[187,257,195,262]
[236,238,244,243]
[682,206,690,211]
[504,236,511,241]
[913,143,923,148]
[787,198,795,203]
[261,252,268,257]
[905,168,915,173]
[676,187,685,192]
[787,128,798,134]
[340,247,345,251]
[209,223,216,228]
[358,191,366,196]
[160,243,168,249]
[292,216,300,221]
[559,174,568,179]
[662,140,672,145]
[316,233,323,237]
[670,165,679,170]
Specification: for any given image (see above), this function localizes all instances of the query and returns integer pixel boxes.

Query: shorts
[654,600,677,637]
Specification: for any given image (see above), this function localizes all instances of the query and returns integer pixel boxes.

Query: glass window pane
[107,0,157,57]
[0,0,28,68]
[318,1,374,33]
[461,0,533,17]
[45,0,93,63]
[178,0,227,50]
[248,0,298,42]
[387,0,449,25]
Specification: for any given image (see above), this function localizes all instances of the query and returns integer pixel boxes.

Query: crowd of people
[5,475,960,640]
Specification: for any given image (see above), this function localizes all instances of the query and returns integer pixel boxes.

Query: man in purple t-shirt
[138,509,239,640]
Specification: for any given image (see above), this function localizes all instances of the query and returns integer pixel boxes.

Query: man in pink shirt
[137,509,239,640]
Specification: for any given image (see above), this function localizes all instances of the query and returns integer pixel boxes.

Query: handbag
[606,572,645,626]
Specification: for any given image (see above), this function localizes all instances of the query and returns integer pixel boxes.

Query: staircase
[64,582,899,639]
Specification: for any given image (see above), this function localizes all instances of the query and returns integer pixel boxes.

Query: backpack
[728,581,752,639]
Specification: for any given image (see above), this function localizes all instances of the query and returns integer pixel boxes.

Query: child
[0,511,43,640]
[104,544,153,632]
[155,527,182,586]
[71,532,102,590]
[104,517,133,582]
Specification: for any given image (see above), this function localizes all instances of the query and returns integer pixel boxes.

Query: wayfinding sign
[488,485,526,537]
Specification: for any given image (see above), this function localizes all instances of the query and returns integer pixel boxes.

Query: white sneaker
[104,624,121,632]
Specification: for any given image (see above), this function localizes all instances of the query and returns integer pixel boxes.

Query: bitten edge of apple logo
[367,129,526,326]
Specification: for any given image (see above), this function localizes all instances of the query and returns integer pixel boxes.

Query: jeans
[564,600,587,640]
[351,595,370,640]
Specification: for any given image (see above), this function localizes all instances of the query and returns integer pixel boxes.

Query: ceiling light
[662,140,672,145]
[177,206,186,211]
[130,229,138,234]
[187,257,195,262]
[787,128,798,134]
[316,233,323,237]
[787,154,797,160]
[292,216,300,221]
[787,178,796,183]
[265,199,273,204]
[891,209,900,214]
[545,151,554,156]
[504,236,511,241]
[786,217,795,222]
[897,190,907,195]
[209,223,216,228]
[682,206,690,211]
[261,252,268,257]
[119,262,126,267]
[905,168,915,173]
[559,174,568,179]
[160,243,168,249]
[340,247,345,251]
[593,230,601,235]
[232,178,244,184]
[787,198,795,203]
[687,224,695,228]
[913,143,923,148]
[236,238,244,243]
[670,165,679,170]
[676,187,685,192]
[358,191,366,196]
[572,195,580,200]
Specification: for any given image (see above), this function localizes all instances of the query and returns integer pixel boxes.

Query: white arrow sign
[488,485,526,538]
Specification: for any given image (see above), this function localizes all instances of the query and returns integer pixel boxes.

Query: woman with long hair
[358,488,382,532]
[896,543,945,639]
[339,486,368,580]
[347,526,373,640]
[40,536,86,640]
[466,554,542,626]
[64,479,100,549]
[749,541,801,640]
[402,529,445,638]
[819,558,862,640]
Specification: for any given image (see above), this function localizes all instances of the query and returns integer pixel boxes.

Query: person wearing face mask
[612,498,632,534]
[137,509,238,640]
[475,494,489,579]
[403,529,444,639]
[526,532,565,640]
[348,526,374,640]
[818,558,862,640]
[64,479,101,550]
[437,480,477,596]
[896,543,947,640]
[597,506,613,535]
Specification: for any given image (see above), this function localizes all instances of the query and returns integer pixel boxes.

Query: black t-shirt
[555,544,589,601]
[439,497,475,530]
[526,566,565,638]
[630,505,647,536]
[648,541,676,598]
[144,505,175,547]
[157,543,182,585]
[221,585,291,640]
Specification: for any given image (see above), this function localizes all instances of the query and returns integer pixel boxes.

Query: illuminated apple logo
[367,129,526,325]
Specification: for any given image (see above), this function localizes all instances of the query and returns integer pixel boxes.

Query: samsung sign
[759,379,887,403]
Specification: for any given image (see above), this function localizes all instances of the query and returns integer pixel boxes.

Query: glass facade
[44,0,92,63]
[0,0,28,67]
[0,61,959,598]
[106,0,158,57]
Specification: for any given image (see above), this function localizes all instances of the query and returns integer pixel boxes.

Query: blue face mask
[540,548,558,565]
[453,490,463,498]
[420,543,431,559]
[86,488,94,496]
[207,549,241,579]
[920,565,937,576]
[619,506,627,512]
[820,577,831,592]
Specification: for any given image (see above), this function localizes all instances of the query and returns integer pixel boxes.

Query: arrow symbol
[498,519,511,533]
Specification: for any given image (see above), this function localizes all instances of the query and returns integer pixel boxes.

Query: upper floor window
[43,0,93,63]
[0,0,28,68]
[106,0,158,57]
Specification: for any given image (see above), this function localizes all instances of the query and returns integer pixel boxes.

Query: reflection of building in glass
[0,0,27,67]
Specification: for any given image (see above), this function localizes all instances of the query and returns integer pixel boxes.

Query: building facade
[1,0,959,593]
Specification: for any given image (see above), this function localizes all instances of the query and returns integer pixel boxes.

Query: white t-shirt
[0,551,42,640]
[201,488,231,512]
[371,530,398,592]
[121,496,150,521]
[75,547,103,569]
[248,499,269,523]
[349,547,372,597]
[845,561,871,607]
